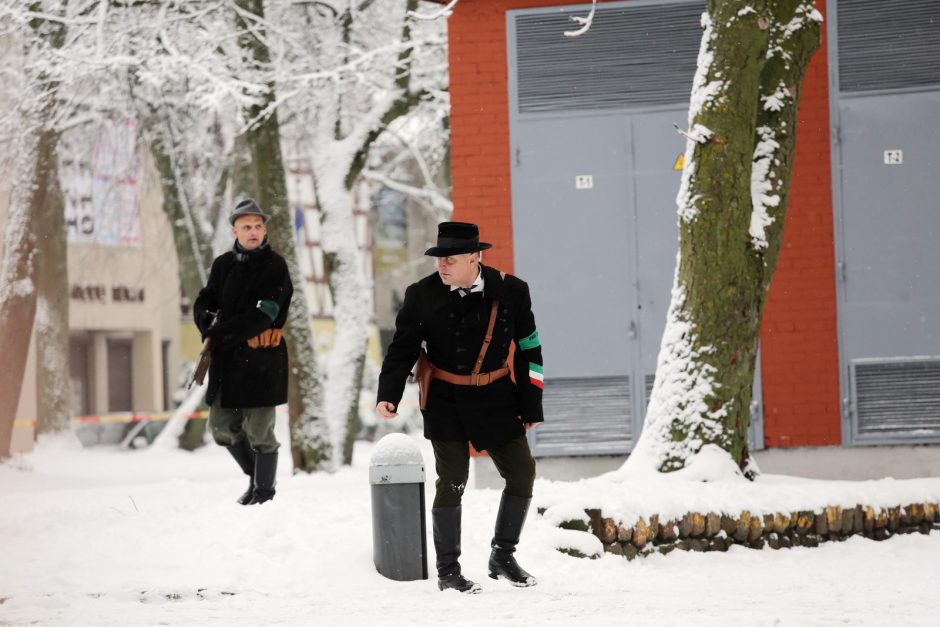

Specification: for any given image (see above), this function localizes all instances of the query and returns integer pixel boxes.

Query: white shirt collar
[450,268,484,295]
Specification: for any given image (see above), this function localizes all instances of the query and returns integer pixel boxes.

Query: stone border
[549,502,940,559]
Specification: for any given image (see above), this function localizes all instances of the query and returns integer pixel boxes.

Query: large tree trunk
[627,0,821,474]
[0,10,67,459]
[34,131,70,436]
[314,0,423,465]
[0,122,60,458]
[236,0,332,471]
[317,177,372,466]
[149,129,214,311]
[148,127,216,450]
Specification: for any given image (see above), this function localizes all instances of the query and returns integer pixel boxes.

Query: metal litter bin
[370,433,428,581]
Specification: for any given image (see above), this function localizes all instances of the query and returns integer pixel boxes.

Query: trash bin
[370,433,428,581]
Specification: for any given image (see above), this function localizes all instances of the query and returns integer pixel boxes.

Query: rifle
[188,310,219,389]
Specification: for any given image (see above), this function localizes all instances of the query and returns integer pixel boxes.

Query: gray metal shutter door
[837,0,940,93]
[530,377,633,456]
[515,1,705,113]
[852,360,940,438]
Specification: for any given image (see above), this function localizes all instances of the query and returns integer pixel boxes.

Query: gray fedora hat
[229,198,270,225]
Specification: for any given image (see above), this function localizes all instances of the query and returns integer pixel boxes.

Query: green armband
[518,330,540,351]
[256,299,279,322]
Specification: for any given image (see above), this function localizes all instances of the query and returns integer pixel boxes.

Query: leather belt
[430,365,511,387]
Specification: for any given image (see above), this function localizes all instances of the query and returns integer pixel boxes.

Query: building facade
[443,0,940,460]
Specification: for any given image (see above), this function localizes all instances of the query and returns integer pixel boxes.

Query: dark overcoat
[193,241,293,409]
[377,264,544,451]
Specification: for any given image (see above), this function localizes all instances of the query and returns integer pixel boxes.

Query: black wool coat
[377,264,544,452]
[193,241,293,409]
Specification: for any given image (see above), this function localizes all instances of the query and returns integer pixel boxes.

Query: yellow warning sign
[673,153,685,171]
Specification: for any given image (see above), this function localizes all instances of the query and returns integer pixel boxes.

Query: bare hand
[524,422,538,432]
[376,401,398,419]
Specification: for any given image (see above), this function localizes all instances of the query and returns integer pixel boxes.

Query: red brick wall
[447,0,842,449]
[448,0,566,272]
[759,0,842,447]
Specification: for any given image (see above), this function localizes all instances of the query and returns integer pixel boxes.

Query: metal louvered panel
[514,1,704,114]
[854,359,940,437]
[837,0,940,93]
[644,374,655,411]
[530,377,632,456]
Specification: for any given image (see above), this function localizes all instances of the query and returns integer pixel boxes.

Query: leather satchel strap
[472,299,500,376]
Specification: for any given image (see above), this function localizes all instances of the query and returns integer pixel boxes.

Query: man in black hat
[377,221,544,593]
[193,198,293,505]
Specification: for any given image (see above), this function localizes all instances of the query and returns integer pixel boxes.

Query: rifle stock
[188,310,219,390]
[189,338,212,389]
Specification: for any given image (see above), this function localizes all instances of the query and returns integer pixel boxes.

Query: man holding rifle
[376,222,545,593]
[193,199,293,505]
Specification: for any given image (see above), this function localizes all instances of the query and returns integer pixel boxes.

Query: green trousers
[431,435,536,508]
[208,399,279,453]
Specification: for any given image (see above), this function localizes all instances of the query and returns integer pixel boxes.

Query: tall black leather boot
[249,450,277,505]
[432,507,481,594]
[488,493,537,587]
[225,439,255,505]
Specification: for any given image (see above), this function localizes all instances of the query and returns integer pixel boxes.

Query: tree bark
[318,0,423,465]
[236,0,332,471]
[627,0,821,474]
[0,123,60,458]
[0,7,68,459]
[148,134,215,450]
[149,130,215,312]
[34,128,70,437]
[317,175,372,465]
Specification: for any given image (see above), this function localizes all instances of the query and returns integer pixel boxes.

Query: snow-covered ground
[2,432,939,627]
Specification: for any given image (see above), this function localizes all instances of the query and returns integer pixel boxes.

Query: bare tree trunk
[342,351,367,464]
[149,129,215,311]
[318,0,424,464]
[318,179,372,465]
[148,132,216,450]
[628,0,821,474]
[0,6,68,459]
[34,131,70,436]
[236,0,332,471]
[0,122,59,458]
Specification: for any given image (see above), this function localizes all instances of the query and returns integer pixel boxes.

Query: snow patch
[670,444,746,482]
[544,527,603,559]
[749,126,781,250]
[3,438,940,623]
[678,12,724,225]
[761,84,791,112]
[369,432,423,466]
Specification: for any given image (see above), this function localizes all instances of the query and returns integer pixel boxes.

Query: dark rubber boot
[249,450,277,505]
[488,493,537,587]
[225,439,255,505]
[432,507,481,594]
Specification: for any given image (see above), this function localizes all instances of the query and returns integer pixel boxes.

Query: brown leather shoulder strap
[473,299,500,375]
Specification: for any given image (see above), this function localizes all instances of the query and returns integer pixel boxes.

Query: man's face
[437,252,479,288]
[232,214,266,250]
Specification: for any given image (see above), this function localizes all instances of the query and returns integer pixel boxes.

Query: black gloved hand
[195,309,217,334]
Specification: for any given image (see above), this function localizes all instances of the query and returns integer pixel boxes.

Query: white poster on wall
[61,120,142,247]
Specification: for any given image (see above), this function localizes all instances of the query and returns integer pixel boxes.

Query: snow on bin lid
[369,433,425,485]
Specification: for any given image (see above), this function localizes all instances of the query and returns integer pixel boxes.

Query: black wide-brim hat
[425,221,493,257]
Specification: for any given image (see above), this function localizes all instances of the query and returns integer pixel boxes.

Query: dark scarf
[233,237,271,263]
